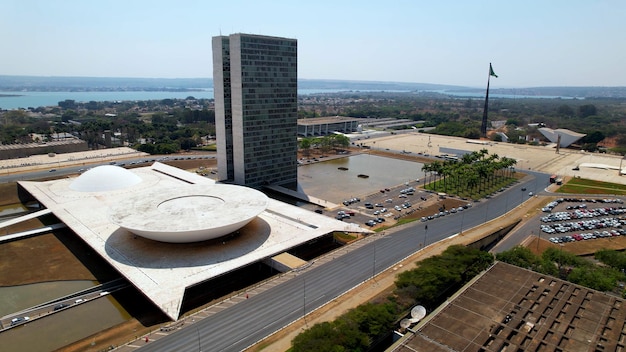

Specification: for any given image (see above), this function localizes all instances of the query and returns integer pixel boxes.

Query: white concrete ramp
[0,208,52,230]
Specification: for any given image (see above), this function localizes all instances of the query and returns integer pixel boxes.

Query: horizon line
[1,74,626,90]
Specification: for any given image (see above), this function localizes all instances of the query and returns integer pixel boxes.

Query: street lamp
[197,326,202,352]
[303,278,307,325]
[373,243,376,280]
[505,193,509,212]
[460,211,465,235]
[484,201,490,223]
[373,235,391,280]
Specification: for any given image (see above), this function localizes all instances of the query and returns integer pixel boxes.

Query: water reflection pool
[298,154,425,202]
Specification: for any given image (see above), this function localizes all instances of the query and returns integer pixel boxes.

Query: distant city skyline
[2,0,625,88]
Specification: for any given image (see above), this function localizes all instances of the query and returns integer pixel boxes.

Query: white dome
[70,165,142,192]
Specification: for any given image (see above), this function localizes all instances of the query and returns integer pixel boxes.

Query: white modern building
[17,163,369,320]
[538,127,586,148]
[213,33,299,188]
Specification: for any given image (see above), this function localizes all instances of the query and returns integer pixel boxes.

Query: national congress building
[212,33,298,188]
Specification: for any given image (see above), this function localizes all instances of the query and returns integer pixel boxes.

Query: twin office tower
[212,33,298,188]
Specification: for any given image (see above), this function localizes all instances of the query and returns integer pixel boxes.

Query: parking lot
[331,179,473,231]
[538,197,626,244]
[333,181,431,227]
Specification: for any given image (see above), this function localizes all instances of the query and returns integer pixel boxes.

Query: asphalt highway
[138,172,550,351]
[0,155,214,183]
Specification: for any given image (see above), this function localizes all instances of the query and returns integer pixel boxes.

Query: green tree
[291,320,368,352]
[299,137,312,157]
[595,249,626,271]
[179,138,197,151]
[557,104,574,117]
[61,109,79,122]
[578,104,597,117]
[333,134,350,149]
[567,266,625,291]
[496,246,539,269]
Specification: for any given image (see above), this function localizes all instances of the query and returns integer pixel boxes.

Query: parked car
[11,316,29,326]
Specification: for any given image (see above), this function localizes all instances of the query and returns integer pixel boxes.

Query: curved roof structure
[18,162,370,320]
[538,128,586,148]
[70,165,142,192]
[108,184,268,243]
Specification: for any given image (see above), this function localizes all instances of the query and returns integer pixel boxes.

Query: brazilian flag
[489,63,498,78]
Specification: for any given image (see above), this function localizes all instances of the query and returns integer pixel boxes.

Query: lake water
[0,280,95,316]
[0,90,215,110]
[0,88,365,110]
[0,87,577,110]
[297,154,426,202]
[1,294,130,352]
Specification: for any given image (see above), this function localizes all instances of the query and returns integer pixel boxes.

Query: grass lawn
[558,177,626,195]
[334,231,358,243]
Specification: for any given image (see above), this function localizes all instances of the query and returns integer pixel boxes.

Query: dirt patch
[56,319,149,352]
[526,234,626,257]
[0,183,21,206]
[0,232,100,286]
[162,158,217,172]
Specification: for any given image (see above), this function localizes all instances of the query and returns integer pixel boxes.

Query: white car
[11,317,29,326]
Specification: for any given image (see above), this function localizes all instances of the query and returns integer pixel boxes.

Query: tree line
[291,245,494,351]
[298,134,351,156]
[421,149,517,199]
[0,99,215,154]
[497,246,626,295]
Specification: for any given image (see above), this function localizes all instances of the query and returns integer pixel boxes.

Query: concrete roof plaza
[390,261,626,352]
[358,132,626,185]
[18,162,368,320]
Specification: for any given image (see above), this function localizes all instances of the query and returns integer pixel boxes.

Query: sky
[2,0,625,88]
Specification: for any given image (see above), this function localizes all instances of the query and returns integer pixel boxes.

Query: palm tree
[431,161,444,191]
[461,152,475,165]
[501,157,517,178]
[466,168,480,198]
[476,162,489,194]
[441,160,457,193]
[421,163,434,190]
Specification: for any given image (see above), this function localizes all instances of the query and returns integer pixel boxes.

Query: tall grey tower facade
[212,33,298,188]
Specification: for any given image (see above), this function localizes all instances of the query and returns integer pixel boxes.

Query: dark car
[54,303,69,311]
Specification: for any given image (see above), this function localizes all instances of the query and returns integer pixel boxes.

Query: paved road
[0,155,215,183]
[137,172,550,351]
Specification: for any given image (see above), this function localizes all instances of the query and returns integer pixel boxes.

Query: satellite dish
[411,305,426,321]
[400,319,411,329]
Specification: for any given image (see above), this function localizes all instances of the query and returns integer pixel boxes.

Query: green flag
[489,63,498,78]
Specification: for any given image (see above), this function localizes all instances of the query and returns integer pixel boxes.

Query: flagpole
[481,64,491,138]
